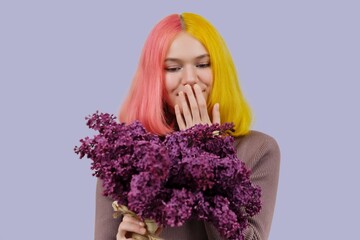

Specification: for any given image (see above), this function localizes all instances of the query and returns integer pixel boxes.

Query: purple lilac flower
[162,189,196,227]
[163,123,261,239]
[74,112,261,240]
[211,196,241,239]
[74,112,170,208]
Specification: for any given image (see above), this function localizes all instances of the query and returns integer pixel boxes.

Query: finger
[179,91,193,127]
[118,217,146,238]
[194,84,211,124]
[116,228,125,240]
[123,215,144,226]
[184,85,201,124]
[116,222,126,240]
[119,221,146,236]
[212,103,221,124]
[175,104,185,130]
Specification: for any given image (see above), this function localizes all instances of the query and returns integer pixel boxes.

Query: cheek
[164,74,180,106]
[165,72,181,91]
[201,70,213,99]
[206,71,213,86]
[200,69,213,86]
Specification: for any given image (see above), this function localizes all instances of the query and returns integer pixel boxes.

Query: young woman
[94,12,280,240]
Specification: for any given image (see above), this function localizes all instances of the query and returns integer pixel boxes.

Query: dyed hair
[119,13,252,136]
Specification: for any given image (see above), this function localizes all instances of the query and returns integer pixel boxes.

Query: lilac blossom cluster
[74,111,261,240]
[163,123,261,239]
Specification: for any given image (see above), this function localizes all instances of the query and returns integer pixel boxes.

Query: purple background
[1,1,359,239]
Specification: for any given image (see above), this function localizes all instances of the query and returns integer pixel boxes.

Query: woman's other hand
[175,84,220,130]
[116,215,146,240]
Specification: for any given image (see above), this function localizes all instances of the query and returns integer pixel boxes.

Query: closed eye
[196,63,211,68]
[165,66,182,72]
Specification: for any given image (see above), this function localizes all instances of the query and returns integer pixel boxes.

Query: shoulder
[236,129,277,144]
[233,130,280,171]
[234,130,280,155]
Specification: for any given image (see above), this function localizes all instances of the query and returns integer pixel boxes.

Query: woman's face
[164,32,213,109]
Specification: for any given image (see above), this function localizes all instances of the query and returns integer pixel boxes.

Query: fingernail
[139,222,144,226]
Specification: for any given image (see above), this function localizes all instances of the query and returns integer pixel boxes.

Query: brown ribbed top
[94,130,280,240]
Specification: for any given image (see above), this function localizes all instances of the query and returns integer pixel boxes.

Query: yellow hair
[182,13,253,136]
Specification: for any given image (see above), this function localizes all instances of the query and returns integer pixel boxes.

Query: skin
[117,215,146,240]
[164,32,220,129]
[117,32,220,239]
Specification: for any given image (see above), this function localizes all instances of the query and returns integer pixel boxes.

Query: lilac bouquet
[74,111,261,240]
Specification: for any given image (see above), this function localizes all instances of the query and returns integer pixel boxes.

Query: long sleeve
[240,132,280,240]
[94,179,122,240]
[204,131,281,240]
[162,131,280,240]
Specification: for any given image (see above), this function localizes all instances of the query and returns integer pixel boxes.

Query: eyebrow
[164,54,210,62]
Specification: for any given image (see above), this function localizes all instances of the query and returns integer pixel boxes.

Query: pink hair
[118,14,182,135]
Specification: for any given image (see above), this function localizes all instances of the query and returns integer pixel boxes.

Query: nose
[181,66,197,85]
